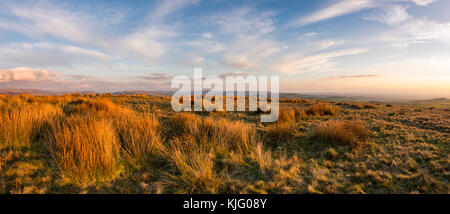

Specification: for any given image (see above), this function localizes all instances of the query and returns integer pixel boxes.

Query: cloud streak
[290,0,437,26]
[323,74,381,80]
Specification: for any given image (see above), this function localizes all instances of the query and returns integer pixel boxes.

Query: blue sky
[0,0,449,98]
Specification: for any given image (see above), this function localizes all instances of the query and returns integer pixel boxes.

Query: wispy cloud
[290,0,375,26]
[409,0,436,6]
[137,73,174,81]
[323,74,381,80]
[215,7,275,35]
[270,48,369,74]
[363,5,410,25]
[290,0,437,26]
[0,2,97,44]
[150,0,200,21]
[0,42,114,69]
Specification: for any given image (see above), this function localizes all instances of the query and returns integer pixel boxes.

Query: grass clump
[306,103,339,116]
[277,108,296,124]
[263,123,296,147]
[63,99,123,117]
[294,108,307,121]
[44,115,120,185]
[167,113,202,137]
[200,117,256,154]
[164,138,222,193]
[114,112,163,169]
[0,103,62,149]
[313,120,369,148]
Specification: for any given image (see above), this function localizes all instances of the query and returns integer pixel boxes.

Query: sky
[0,0,449,98]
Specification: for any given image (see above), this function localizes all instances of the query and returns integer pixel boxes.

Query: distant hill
[0,89,67,95]
[0,89,447,106]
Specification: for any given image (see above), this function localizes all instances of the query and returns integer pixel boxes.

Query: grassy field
[0,93,448,194]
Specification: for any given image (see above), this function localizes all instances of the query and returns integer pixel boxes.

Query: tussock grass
[164,138,222,193]
[277,108,296,124]
[167,113,202,137]
[44,115,120,185]
[263,123,296,146]
[200,117,256,154]
[295,108,307,121]
[114,112,163,169]
[0,103,62,149]
[313,120,369,148]
[167,113,257,154]
[306,103,339,116]
[250,143,272,171]
[63,99,124,117]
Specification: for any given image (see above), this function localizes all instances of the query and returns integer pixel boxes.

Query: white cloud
[0,3,96,44]
[398,17,450,44]
[410,0,436,6]
[290,0,437,26]
[0,43,114,68]
[202,32,213,39]
[0,0,199,64]
[270,48,369,74]
[376,16,450,47]
[291,0,375,26]
[222,36,282,70]
[118,28,167,62]
[363,5,410,25]
[113,0,201,62]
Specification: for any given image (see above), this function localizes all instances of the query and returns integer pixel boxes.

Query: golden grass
[114,112,163,169]
[277,108,296,124]
[167,113,202,137]
[313,120,369,148]
[0,103,62,149]
[295,108,307,121]
[44,115,120,185]
[0,94,448,194]
[164,138,222,193]
[63,98,124,117]
[263,123,296,146]
[306,103,339,116]
[200,117,256,154]
[167,113,257,154]
[250,143,272,171]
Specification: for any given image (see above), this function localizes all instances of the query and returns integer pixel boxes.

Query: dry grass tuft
[250,143,273,171]
[44,115,120,185]
[167,113,257,154]
[200,117,257,153]
[114,112,163,169]
[277,108,296,123]
[0,103,62,149]
[313,120,369,148]
[306,103,339,116]
[63,99,124,117]
[167,113,202,137]
[263,123,296,147]
[164,138,222,193]
[295,108,307,121]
